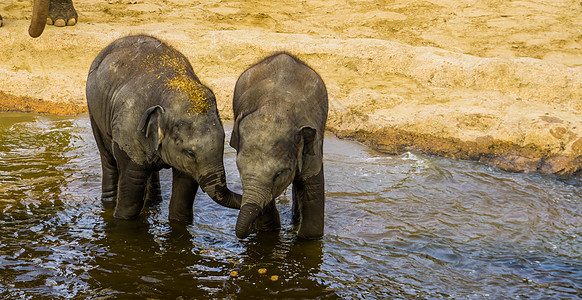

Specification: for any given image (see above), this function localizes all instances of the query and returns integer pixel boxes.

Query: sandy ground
[1,0,582,177]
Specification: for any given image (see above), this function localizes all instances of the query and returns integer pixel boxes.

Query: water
[0,112,580,299]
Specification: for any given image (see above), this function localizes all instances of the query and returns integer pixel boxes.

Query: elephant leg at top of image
[47,0,77,27]
[29,0,77,37]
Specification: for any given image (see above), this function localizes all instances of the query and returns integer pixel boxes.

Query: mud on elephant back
[230,53,329,240]
[0,0,77,37]
[86,35,241,222]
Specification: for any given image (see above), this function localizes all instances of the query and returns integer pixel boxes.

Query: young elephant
[86,35,240,221]
[230,53,328,239]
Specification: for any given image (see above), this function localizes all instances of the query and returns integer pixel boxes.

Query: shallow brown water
[0,112,580,299]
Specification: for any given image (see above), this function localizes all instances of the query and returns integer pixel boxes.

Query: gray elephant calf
[230,53,328,239]
[86,35,240,221]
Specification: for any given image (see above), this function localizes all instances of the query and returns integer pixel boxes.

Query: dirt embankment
[1,0,581,177]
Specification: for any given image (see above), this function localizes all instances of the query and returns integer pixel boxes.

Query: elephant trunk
[198,165,241,209]
[235,186,271,239]
[29,0,50,38]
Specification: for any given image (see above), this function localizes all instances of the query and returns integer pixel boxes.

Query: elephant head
[29,0,50,38]
[138,94,241,210]
[230,112,320,238]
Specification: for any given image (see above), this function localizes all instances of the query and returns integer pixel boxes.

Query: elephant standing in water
[230,53,328,239]
[86,35,241,221]
[1,0,77,37]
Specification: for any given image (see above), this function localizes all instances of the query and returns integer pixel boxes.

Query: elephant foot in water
[47,0,77,27]
[255,201,281,232]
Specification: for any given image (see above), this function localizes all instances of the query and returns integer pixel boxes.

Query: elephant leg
[145,171,163,205]
[47,0,77,27]
[292,164,325,239]
[169,168,198,223]
[112,143,148,219]
[90,117,118,203]
[255,200,281,232]
[292,190,300,225]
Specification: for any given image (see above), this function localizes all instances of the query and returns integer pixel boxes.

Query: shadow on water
[86,199,336,298]
[231,233,334,298]
[0,112,581,298]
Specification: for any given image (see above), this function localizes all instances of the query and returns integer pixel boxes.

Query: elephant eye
[183,149,196,158]
[273,168,291,181]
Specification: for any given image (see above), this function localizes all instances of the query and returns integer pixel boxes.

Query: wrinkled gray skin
[230,53,328,239]
[86,35,241,221]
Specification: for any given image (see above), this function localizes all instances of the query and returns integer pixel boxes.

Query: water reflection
[0,114,75,205]
[0,112,581,298]
[232,234,333,298]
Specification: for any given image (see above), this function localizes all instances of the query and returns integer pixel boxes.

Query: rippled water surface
[0,112,581,299]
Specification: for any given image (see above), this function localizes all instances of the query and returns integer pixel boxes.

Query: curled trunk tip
[235,203,262,239]
[198,170,241,209]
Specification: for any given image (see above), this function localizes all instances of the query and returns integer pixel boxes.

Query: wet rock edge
[0,91,87,115]
[332,127,582,179]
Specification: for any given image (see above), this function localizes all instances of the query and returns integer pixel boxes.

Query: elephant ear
[297,126,320,178]
[229,113,243,150]
[137,105,165,148]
